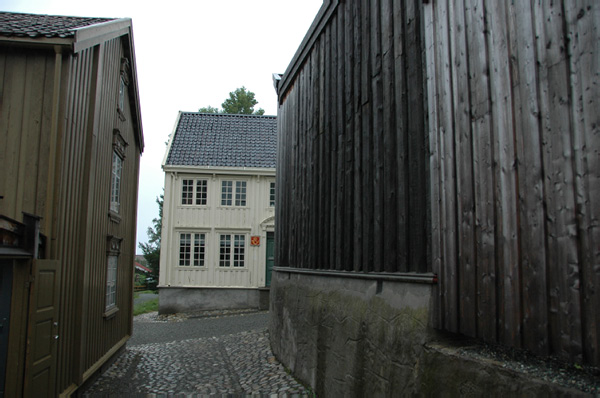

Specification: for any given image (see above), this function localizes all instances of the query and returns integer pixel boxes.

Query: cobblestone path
[82,312,311,397]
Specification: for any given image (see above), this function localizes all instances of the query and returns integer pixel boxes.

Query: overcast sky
[3,0,323,249]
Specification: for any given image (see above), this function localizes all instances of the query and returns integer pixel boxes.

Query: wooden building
[159,113,276,313]
[0,12,144,397]
[271,0,599,395]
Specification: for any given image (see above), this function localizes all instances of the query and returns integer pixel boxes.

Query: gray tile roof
[166,113,277,169]
[0,12,113,39]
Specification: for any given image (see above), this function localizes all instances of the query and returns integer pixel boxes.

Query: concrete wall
[269,270,589,397]
[159,287,269,314]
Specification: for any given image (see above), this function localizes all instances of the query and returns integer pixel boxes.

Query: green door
[265,232,275,287]
[24,259,60,398]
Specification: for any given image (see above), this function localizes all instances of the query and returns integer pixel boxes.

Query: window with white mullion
[193,233,206,266]
[235,181,247,206]
[110,152,123,213]
[221,180,247,207]
[233,235,245,267]
[221,181,233,206]
[106,255,118,309]
[179,232,206,267]
[219,235,232,267]
[196,180,208,205]
[269,182,275,207]
[179,233,192,266]
[181,180,194,205]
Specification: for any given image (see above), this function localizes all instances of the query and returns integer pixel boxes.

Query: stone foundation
[159,287,269,314]
[269,270,589,397]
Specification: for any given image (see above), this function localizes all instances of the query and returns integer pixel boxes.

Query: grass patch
[133,290,158,299]
[133,298,158,316]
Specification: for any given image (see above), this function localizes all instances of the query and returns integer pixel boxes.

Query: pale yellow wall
[159,167,275,288]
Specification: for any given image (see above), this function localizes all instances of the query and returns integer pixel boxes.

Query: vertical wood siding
[1,34,142,393]
[276,0,429,274]
[425,0,599,365]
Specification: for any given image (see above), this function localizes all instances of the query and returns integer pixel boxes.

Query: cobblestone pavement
[83,311,311,397]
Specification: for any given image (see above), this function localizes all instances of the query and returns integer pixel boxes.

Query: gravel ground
[82,311,311,397]
[453,340,600,395]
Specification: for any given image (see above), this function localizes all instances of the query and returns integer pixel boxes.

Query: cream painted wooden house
[159,112,276,313]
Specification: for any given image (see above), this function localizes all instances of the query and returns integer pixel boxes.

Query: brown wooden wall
[425,0,599,364]
[52,37,141,392]
[276,0,429,274]
[1,33,141,394]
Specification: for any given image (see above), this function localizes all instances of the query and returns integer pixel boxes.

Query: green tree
[198,105,220,114]
[138,194,163,279]
[198,87,265,115]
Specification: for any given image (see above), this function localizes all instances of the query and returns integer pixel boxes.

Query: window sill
[103,306,119,319]
[109,211,121,224]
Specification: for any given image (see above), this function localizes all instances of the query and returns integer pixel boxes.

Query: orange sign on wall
[250,236,261,246]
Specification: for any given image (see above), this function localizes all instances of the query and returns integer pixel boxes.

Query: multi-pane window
[118,76,126,113]
[221,180,247,206]
[269,182,276,207]
[235,181,247,206]
[179,232,206,267]
[182,179,208,205]
[219,234,231,266]
[221,181,233,206]
[106,255,118,310]
[110,151,123,213]
[219,234,245,267]
[196,180,208,205]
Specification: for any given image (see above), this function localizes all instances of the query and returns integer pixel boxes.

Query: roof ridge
[182,111,276,118]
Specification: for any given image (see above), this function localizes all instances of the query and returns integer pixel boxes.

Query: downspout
[44,46,63,259]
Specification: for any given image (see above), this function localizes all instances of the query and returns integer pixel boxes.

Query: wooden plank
[423,0,443,329]
[466,0,495,343]
[361,0,374,273]
[393,0,408,272]
[503,0,546,349]
[405,0,427,274]
[381,0,397,273]
[436,0,459,333]
[565,0,600,366]
[371,0,384,273]
[343,0,354,271]
[450,0,477,337]
[21,54,46,216]
[533,1,582,360]
[352,0,363,272]
[2,52,27,219]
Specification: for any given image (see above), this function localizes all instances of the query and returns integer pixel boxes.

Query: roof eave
[162,165,276,176]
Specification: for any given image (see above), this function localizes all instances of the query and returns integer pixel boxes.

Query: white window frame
[179,232,207,267]
[219,233,246,267]
[106,255,118,310]
[269,181,276,207]
[221,180,247,207]
[105,236,121,315]
[110,151,123,214]
[181,179,208,206]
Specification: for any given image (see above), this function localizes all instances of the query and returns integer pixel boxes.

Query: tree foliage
[138,194,163,278]
[198,87,265,115]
